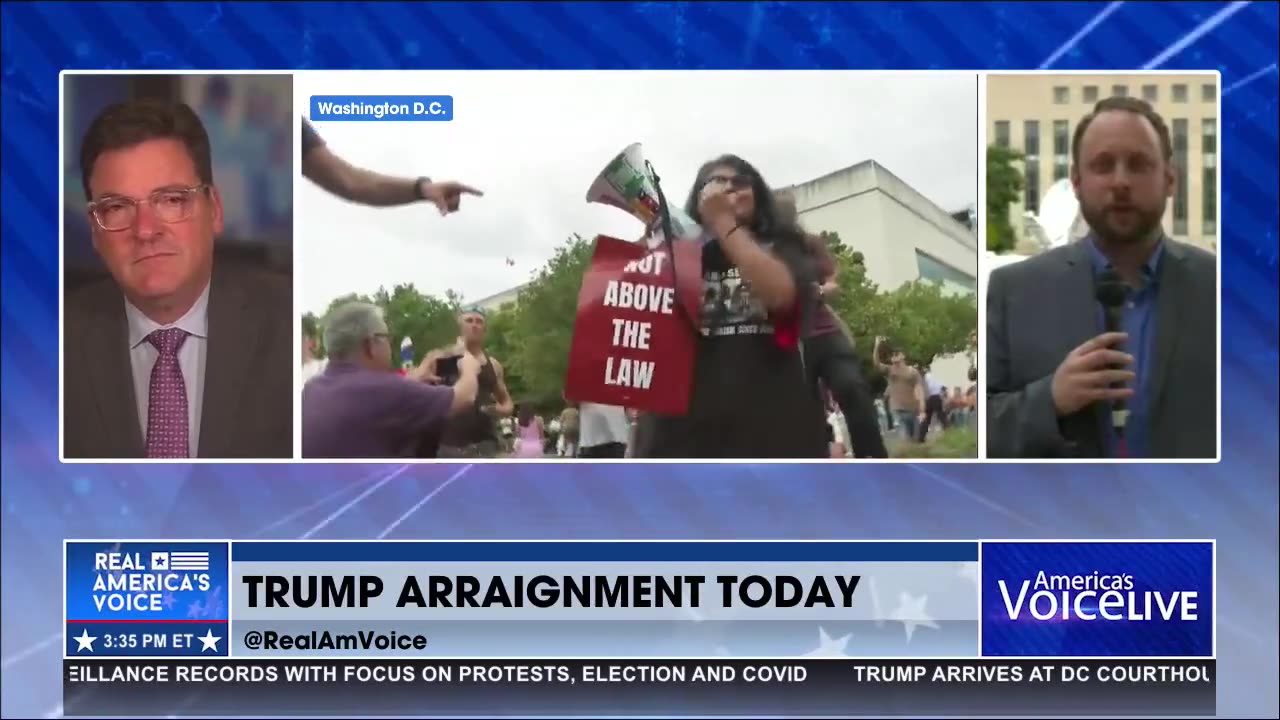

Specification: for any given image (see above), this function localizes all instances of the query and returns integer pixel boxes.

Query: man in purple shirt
[302,302,480,458]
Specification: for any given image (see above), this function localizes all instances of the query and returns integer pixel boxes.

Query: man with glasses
[63,98,293,459]
[302,302,481,459]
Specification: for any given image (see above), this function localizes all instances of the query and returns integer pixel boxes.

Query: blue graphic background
[981,541,1214,657]
[231,540,978,563]
[64,541,229,622]
[1,1,1276,718]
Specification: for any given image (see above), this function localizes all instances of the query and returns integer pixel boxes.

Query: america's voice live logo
[980,541,1214,657]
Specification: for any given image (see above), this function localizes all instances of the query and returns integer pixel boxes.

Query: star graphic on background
[867,576,886,627]
[803,627,852,658]
[199,629,221,652]
[73,629,97,653]
[889,592,940,643]
[162,592,176,610]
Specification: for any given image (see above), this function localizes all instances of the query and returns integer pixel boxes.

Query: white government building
[783,160,977,389]
[473,159,978,389]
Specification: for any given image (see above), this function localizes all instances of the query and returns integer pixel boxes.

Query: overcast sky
[297,72,977,315]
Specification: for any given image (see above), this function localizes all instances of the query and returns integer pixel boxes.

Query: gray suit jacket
[64,262,294,460]
[985,239,1217,459]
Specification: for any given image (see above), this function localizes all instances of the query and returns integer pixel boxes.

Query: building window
[1172,84,1188,103]
[1053,120,1070,181]
[994,120,1010,148]
[1172,118,1188,236]
[1083,85,1099,103]
[1202,119,1217,236]
[1201,83,1216,102]
[1112,84,1128,97]
[915,250,975,292]
[1142,84,1159,102]
[1053,86,1069,104]
[1024,120,1040,214]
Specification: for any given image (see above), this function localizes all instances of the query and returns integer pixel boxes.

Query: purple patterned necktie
[144,328,190,458]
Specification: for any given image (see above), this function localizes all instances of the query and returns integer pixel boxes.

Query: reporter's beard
[1080,202,1164,247]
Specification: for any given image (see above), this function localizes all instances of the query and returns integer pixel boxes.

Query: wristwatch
[414,176,432,200]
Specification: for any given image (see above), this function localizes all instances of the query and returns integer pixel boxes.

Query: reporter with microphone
[986,97,1217,459]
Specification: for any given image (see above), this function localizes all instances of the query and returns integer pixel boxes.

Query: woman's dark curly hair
[683,154,805,246]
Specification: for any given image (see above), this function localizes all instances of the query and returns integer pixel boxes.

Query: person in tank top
[422,307,515,458]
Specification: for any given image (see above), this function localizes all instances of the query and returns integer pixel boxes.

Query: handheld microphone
[1095,270,1129,436]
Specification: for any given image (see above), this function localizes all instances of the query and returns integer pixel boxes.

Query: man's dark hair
[1071,96,1173,167]
[79,99,214,199]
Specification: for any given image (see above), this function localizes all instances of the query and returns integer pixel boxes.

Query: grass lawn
[889,425,978,459]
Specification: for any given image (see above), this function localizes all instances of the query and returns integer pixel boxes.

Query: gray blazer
[985,238,1217,459]
[64,262,294,460]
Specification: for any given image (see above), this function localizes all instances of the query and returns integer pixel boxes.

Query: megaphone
[586,142,704,246]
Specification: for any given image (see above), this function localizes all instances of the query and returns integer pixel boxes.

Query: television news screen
[2,1,1276,718]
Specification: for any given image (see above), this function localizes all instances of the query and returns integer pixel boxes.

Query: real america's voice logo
[997,571,1199,622]
[980,542,1214,657]
[93,549,213,613]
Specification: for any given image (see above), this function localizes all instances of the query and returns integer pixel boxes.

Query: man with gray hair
[302,301,480,458]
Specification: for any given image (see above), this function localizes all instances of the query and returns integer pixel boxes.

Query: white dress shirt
[301,358,328,386]
[125,283,210,456]
[578,403,631,448]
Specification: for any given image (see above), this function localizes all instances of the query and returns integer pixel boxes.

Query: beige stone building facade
[987,73,1219,253]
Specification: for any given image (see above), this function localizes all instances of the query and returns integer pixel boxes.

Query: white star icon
[198,629,221,652]
[73,629,97,653]
[889,592,940,643]
[867,576,886,627]
[803,627,852,658]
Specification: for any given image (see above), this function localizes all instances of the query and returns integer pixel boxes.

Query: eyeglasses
[87,184,208,232]
[702,174,752,191]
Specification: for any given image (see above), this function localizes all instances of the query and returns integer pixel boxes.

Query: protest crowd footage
[300,130,978,461]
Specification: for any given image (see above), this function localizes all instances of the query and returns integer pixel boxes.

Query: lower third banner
[64,658,1215,717]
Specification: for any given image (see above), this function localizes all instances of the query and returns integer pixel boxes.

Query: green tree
[506,233,594,405]
[302,311,323,357]
[820,231,976,385]
[876,281,977,369]
[379,283,460,366]
[482,303,526,400]
[319,286,460,369]
[986,144,1025,254]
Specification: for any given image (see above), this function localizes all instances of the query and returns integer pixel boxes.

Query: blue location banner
[980,541,1214,658]
[310,95,453,121]
[65,541,231,658]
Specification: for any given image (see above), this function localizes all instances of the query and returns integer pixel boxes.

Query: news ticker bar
[64,658,1215,717]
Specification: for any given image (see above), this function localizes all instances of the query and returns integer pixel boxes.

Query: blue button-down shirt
[1086,236,1163,459]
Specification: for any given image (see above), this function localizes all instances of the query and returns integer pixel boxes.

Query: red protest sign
[564,235,702,415]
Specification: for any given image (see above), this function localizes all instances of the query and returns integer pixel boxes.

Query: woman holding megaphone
[631,155,828,459]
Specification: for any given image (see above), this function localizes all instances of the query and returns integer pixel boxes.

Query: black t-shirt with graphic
[633,236,828,459]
